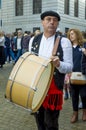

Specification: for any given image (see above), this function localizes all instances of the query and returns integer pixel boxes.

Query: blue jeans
[15,49,22,62]
[9,49,15,60]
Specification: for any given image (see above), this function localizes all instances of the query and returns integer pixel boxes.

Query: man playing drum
[29,10,73,130]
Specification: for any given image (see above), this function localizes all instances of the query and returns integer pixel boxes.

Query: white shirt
[29,36,34,52]
[0,36,5,46]
[17,38,21,49]
[29,34,73,74]
[39,34,55,58]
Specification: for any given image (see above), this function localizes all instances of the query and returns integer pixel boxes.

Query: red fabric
[42,78,63,110]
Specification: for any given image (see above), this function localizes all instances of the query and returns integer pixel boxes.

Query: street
[0,63,86,130]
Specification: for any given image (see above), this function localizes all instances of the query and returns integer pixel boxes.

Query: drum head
[31,62,53,112]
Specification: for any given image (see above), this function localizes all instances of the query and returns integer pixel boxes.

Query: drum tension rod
[31,87,37,91]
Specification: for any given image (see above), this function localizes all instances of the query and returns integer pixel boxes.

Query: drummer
[29,10,73,130]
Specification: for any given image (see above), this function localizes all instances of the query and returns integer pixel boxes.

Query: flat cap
[40,10,61,21]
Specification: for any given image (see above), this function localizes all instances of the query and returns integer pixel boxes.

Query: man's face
[42,16,59,34]
[18,31,22,37]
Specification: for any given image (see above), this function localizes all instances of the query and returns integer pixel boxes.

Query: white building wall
[59,0,86,32]
[0,0,86,34]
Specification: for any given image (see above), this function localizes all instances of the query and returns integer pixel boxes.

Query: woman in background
[78,31,86,109]
[67,29,86,123]
[0,31,5,68]
[82,31,86,75]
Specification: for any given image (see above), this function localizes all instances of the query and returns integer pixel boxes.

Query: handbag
[70,72,86,85]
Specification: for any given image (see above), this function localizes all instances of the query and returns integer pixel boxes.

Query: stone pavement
[0,63,86,130]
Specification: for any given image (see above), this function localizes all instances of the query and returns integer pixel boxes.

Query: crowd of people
[0,29,41,68]
[0,10,86,130]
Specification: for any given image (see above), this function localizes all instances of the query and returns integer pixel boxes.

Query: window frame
[15,0,23,16]
[85,0,86,19]
[74,0,78,17]
[33,0,42,14]
[0,0,1,9]
[64,0,70,15]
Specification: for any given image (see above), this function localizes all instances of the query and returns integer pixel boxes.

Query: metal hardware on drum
[31,87,37,91]
[29,58,48,67]
[20,56,25,59]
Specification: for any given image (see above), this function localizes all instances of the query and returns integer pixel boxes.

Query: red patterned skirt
[42,78,63,110]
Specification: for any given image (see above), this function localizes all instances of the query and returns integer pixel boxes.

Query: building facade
[0,0,86,34]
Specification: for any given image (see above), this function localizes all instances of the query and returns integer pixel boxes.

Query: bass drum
[5,52,54,112]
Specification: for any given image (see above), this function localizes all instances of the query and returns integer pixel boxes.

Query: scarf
[42,78,63,110]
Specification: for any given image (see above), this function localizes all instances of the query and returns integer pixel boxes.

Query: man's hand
[50,56,60,67]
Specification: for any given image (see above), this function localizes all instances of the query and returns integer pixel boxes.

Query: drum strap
[52,37,60,56]
[42,36,64,111]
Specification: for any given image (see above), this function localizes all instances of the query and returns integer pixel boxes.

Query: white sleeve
[28,37,34,52]
[0,36,5,43]
[57,37,73,73]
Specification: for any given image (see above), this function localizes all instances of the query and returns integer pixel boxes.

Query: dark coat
[82,42,86,75]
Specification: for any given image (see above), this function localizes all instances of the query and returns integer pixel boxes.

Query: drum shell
[5,52,54,112]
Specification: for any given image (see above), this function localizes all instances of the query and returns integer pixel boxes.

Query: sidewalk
[0,63,86,130]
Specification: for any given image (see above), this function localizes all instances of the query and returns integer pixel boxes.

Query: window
[85,0,86,19]
[64,0,69,15]
[0,20,2,26]
[33,0,42,14]
[65,27,69,34]
[74,0,78,17]
[15,0,23,16]
[0,0,1,9]
[0,0,2,26]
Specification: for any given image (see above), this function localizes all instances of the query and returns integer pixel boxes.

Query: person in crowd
[82,42,86,73]
[5,33,20,64]
[29,29,41,52]
[4,33,11,63]
[9,32,17,62]
[11,32,18,60]
[67,29,86,123]
[14,30,23,63]
[81,31,86,75]
[0,31,5,68]
[78,31,86,109]
[21,31,31,54]
[29,10,73,130]
[64,73,71,100]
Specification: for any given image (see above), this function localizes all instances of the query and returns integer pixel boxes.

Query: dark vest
[31,33,65,90]
[82,42,86,75]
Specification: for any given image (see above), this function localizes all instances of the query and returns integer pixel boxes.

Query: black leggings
[71,84,86,111]
[34,106,60,130]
